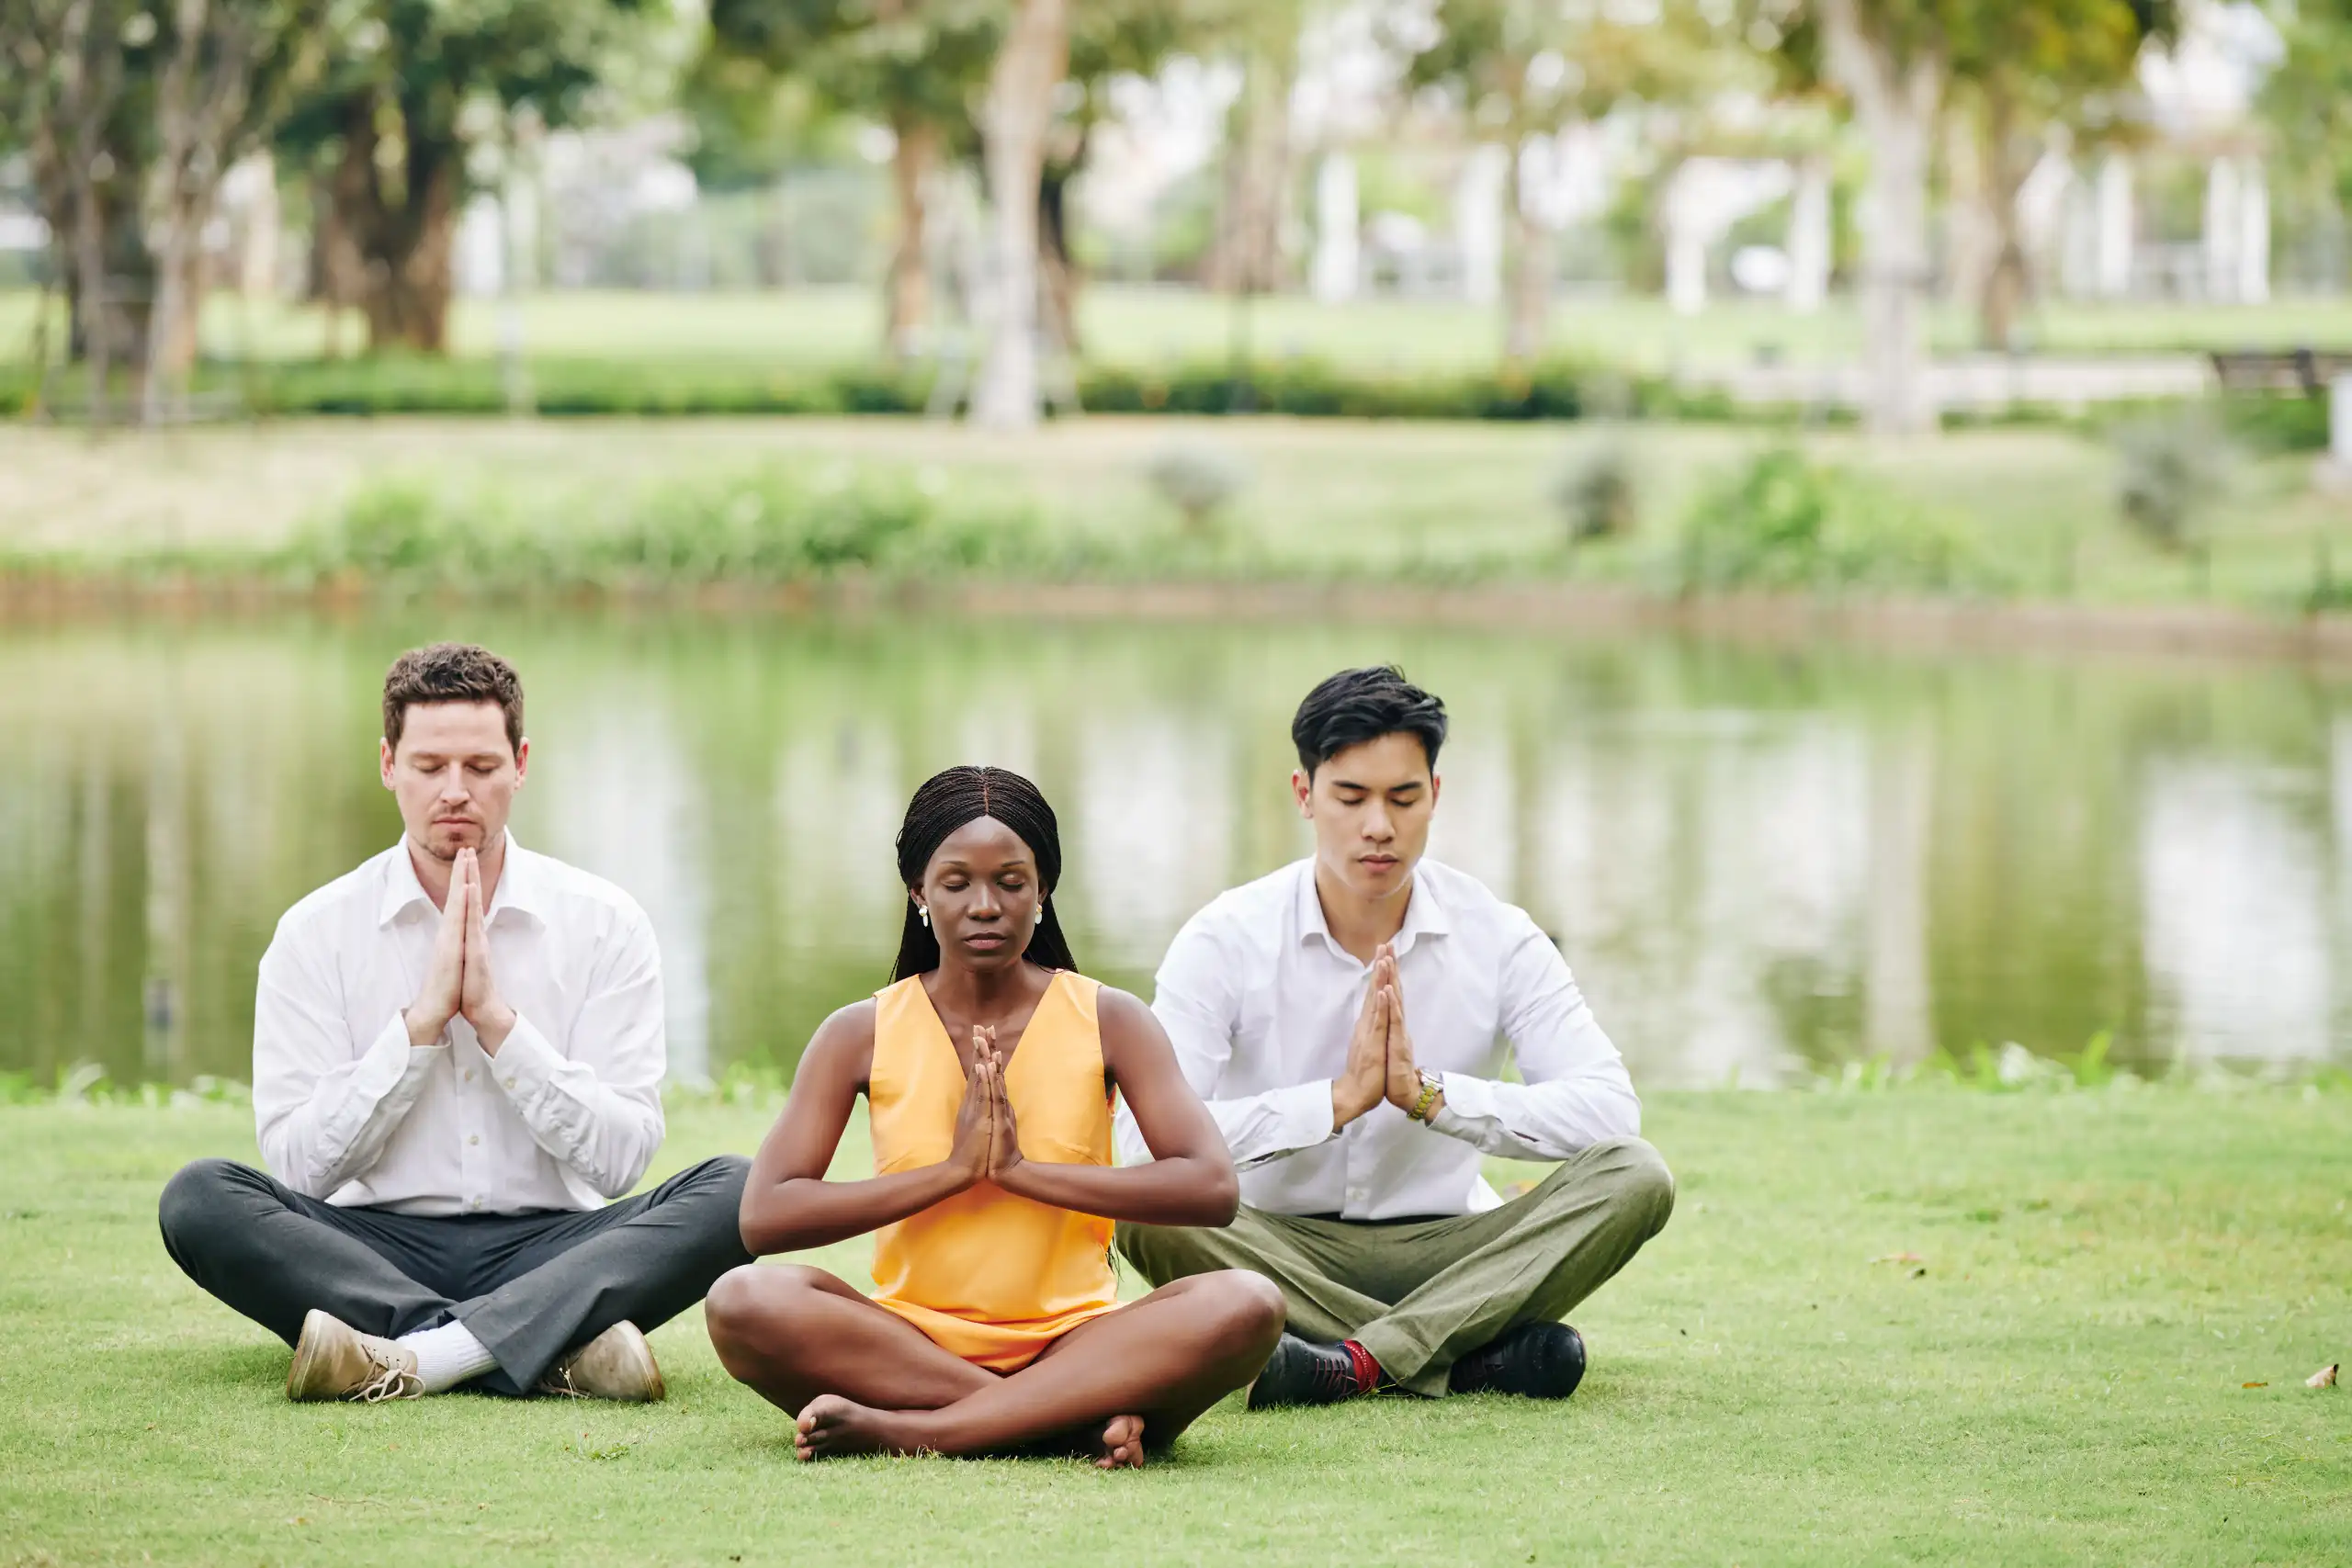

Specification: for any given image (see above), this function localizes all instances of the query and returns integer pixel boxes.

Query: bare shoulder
[813,997,879,1045]
[1093,985,1155,1031]
[797,998,880,1080]
[1092,987,1171,1061]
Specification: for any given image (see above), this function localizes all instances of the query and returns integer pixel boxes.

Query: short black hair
[1291,665,1448,777]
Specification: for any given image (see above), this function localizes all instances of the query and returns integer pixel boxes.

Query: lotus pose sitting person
[157,643,752,1404]
[1115,665,1675,1407]
[706,766,1283,1467]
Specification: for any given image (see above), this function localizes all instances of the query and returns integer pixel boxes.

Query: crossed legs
[705,1265,1284,1465]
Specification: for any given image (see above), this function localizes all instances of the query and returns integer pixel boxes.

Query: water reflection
[4,612,2349,1088]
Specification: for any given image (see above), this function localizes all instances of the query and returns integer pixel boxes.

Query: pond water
[6,610,2350,1090]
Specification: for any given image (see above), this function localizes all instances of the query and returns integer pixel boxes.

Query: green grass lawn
[7,285,2352,376]
[5,414,2347,612]
[4,1091,2345,1565]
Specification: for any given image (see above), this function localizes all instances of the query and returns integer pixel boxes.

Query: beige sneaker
[537,1321,664,1403]
[286,1309,424,1403]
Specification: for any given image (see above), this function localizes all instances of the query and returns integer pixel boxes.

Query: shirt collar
[1293,857,1452,962]
[376,831,540,928]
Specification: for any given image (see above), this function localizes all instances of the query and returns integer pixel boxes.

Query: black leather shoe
[1246,1332,1364,1410]
[1446,1322,1587,1399]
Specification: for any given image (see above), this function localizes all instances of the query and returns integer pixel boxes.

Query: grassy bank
[3,1090,2343,1566]
[3,416,2346,615]
[8,286,2352,374]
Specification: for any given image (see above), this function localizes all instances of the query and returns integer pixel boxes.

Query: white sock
[400,1321,500,1393]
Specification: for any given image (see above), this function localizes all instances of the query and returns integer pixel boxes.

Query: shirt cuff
[1266,1078,1343,1153]
[315,1014,445,1167]
[486,1012,561,1103]
[1426,1071,1496,1142]
[365,1011,446,1089]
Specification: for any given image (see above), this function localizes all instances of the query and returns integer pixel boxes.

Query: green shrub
[2217,392,2329,454]
[2111,408,2234,553]
[1673,446,1988,593]
[288,462,1056,591]
[1145,441,1251,534]
[1552,441,1639,542]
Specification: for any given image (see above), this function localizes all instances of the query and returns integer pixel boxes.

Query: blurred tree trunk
[1975,85,2031,354]
[334,91,458,354]
[142,0,261,423]
[1037,120,1087,358]
[884,113,939,359]
[20,0,139,416]
[1503,167,1553,367]
[1204,49,1293,294]
[970,0,1069,431]
[1819,0,1940,435]
[305,163,361,356]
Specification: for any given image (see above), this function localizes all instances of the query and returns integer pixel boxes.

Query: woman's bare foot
[1093,1414,1146,1471]
[793,1394,908,1461]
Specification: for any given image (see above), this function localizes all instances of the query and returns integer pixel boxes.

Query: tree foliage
[2259,0,2352,226]
[274,0,650,352]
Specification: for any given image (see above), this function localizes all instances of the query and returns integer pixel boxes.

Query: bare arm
[995,988,1239,1227]
[737,1001,990,1257]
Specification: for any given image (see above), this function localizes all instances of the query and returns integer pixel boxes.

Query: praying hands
[402,847,516,1052]
[950,1027,1030,1189]
[1330,943,1443,1132]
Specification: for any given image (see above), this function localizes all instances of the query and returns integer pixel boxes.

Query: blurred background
[5,0,2352,1091]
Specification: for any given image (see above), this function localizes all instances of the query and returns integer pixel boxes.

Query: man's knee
[666,1154,753,1252]
[157,1157,256,1249]
[1532,1137,1675,1235]
[1590,1137,1675,1235]
[1115,1218,1230,1286]
[677,1153,752,1202]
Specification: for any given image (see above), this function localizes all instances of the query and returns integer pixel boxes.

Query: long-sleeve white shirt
[1114,857,1639,1220]
[252,835,666,1215]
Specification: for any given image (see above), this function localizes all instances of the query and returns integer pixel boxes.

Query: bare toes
[1097,1414,1147,1471]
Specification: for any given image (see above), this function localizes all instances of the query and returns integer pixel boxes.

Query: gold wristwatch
[1408,1069,1443,1122]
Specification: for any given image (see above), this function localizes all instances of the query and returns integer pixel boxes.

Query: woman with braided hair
[707,765,1284,1466]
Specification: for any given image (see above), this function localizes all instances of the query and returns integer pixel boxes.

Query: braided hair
[890,765,1080,982]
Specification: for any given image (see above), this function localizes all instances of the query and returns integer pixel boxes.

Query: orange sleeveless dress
[867,970,1122,1372]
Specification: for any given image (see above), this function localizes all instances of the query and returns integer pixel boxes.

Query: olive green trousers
[1116,1135,1673,1397]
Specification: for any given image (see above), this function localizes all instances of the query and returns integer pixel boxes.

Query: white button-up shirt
[252,834,667,1216]
[1115,857,1639,1220]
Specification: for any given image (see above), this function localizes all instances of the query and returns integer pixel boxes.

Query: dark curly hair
[382,643,525,756]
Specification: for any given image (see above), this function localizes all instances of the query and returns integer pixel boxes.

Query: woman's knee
[1198,1269,1286,1354]
[704,1264,826,1370]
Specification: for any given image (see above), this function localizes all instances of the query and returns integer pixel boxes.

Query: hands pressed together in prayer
[403,847,516,1052]
[948,1026,1029,1190]
[1330,942,1443,1133]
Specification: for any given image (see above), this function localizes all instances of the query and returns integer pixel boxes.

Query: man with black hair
[1114,665,1672,1406]
[157,643,752,1404]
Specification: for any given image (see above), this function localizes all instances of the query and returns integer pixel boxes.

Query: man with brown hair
[157,643,751,1404]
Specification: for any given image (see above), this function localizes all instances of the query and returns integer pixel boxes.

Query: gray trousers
[1118,1136,1673,1396]
[158,1156,752,1395]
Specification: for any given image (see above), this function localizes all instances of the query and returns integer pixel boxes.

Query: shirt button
[463,1069,475,1083]
[503,1077,517,1089]
[469,1134,481,1146]
[469,1198,482,1212]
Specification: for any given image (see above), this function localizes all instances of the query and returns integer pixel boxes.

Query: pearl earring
[918,906,931,928]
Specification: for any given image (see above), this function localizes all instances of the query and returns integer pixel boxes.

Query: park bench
[2207,348,2352,398]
